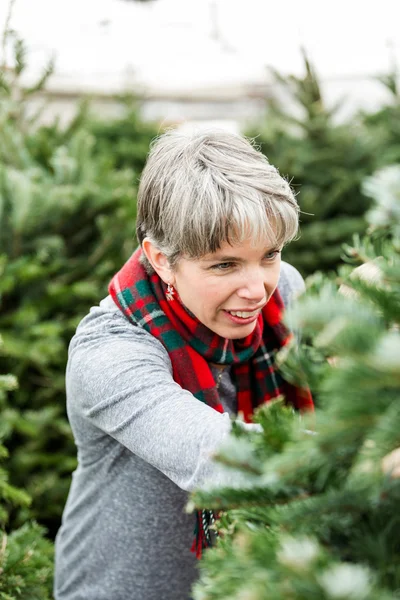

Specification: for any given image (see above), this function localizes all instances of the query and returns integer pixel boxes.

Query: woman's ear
[142,238,175,285]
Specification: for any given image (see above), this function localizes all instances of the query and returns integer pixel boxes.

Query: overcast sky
[1,0,400,92]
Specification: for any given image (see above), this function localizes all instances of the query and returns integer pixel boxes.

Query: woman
[54,129,313,600]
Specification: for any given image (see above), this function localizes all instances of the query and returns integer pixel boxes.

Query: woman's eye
[264,250,280,261]
[211,262,234,271]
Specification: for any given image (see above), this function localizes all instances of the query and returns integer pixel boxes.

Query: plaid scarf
[109,249,313,555]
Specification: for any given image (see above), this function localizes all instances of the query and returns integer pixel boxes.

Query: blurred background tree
[361,69,400,167]
[247,50,398,276]
[0,358,54,599]
[0,17,159,538]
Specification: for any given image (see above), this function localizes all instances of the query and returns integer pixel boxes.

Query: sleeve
[278,261,306,307]
[66,309,235,492]
[278,261,306,341]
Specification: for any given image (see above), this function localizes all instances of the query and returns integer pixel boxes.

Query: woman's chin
[210,319,258,340]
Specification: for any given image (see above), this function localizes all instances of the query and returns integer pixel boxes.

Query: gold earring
[166,283,175,301]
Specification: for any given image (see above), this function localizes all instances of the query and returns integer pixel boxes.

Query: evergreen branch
[13,37,26,76]
[0,70,11,94]
[1,0,16,71]
[23,56,55,97]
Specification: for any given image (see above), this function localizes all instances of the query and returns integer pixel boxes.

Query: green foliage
[0,523,53,600]
[88,98,158,173]
[0,24,159,536]
[0,349,53,597]
[247,50,398,276]
[0,359,30,527]
[27,96,156,177]
[361,72,400,167]
[191,167,400,599]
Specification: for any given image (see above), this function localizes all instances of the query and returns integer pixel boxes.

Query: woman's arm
[67,306,234,492]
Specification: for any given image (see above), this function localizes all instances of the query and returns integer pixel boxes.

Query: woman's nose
[237,271,267,303]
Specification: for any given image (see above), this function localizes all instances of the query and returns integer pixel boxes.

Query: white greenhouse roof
[1,0,400,95]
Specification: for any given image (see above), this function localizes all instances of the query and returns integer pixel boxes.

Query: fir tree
[247,51,387,276]
[0,13,158,535]
[190,165,400,600]
[361,69,400,168]
[0,344,53,599]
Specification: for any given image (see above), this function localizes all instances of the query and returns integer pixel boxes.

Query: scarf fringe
[191,509,218,559]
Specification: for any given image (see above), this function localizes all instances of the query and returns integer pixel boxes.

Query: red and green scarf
[109,249,313,555]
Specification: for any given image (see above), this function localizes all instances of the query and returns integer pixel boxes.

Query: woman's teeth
[228,309,258,319]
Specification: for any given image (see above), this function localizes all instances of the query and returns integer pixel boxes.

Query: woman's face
[171,238,282,339]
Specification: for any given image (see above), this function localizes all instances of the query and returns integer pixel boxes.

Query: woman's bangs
[224,195,299,250]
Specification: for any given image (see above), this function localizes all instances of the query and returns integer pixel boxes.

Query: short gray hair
[136,129,299,272]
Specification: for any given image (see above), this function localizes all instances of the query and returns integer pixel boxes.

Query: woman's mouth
[223,308,260,324]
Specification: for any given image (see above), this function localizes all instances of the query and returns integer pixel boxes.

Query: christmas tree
[190,165,400,600]
[247,51,397,276]
[0,344,53,599]
[0,8,158,536]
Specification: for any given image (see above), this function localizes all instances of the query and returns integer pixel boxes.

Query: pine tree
[361,70,400,168]
[0,16,158,535]
[247,51,386,276]
[0,345,53,599]
[190,165,400,599]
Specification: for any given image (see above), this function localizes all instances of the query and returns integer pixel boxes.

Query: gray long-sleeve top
[54,261,305,600]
